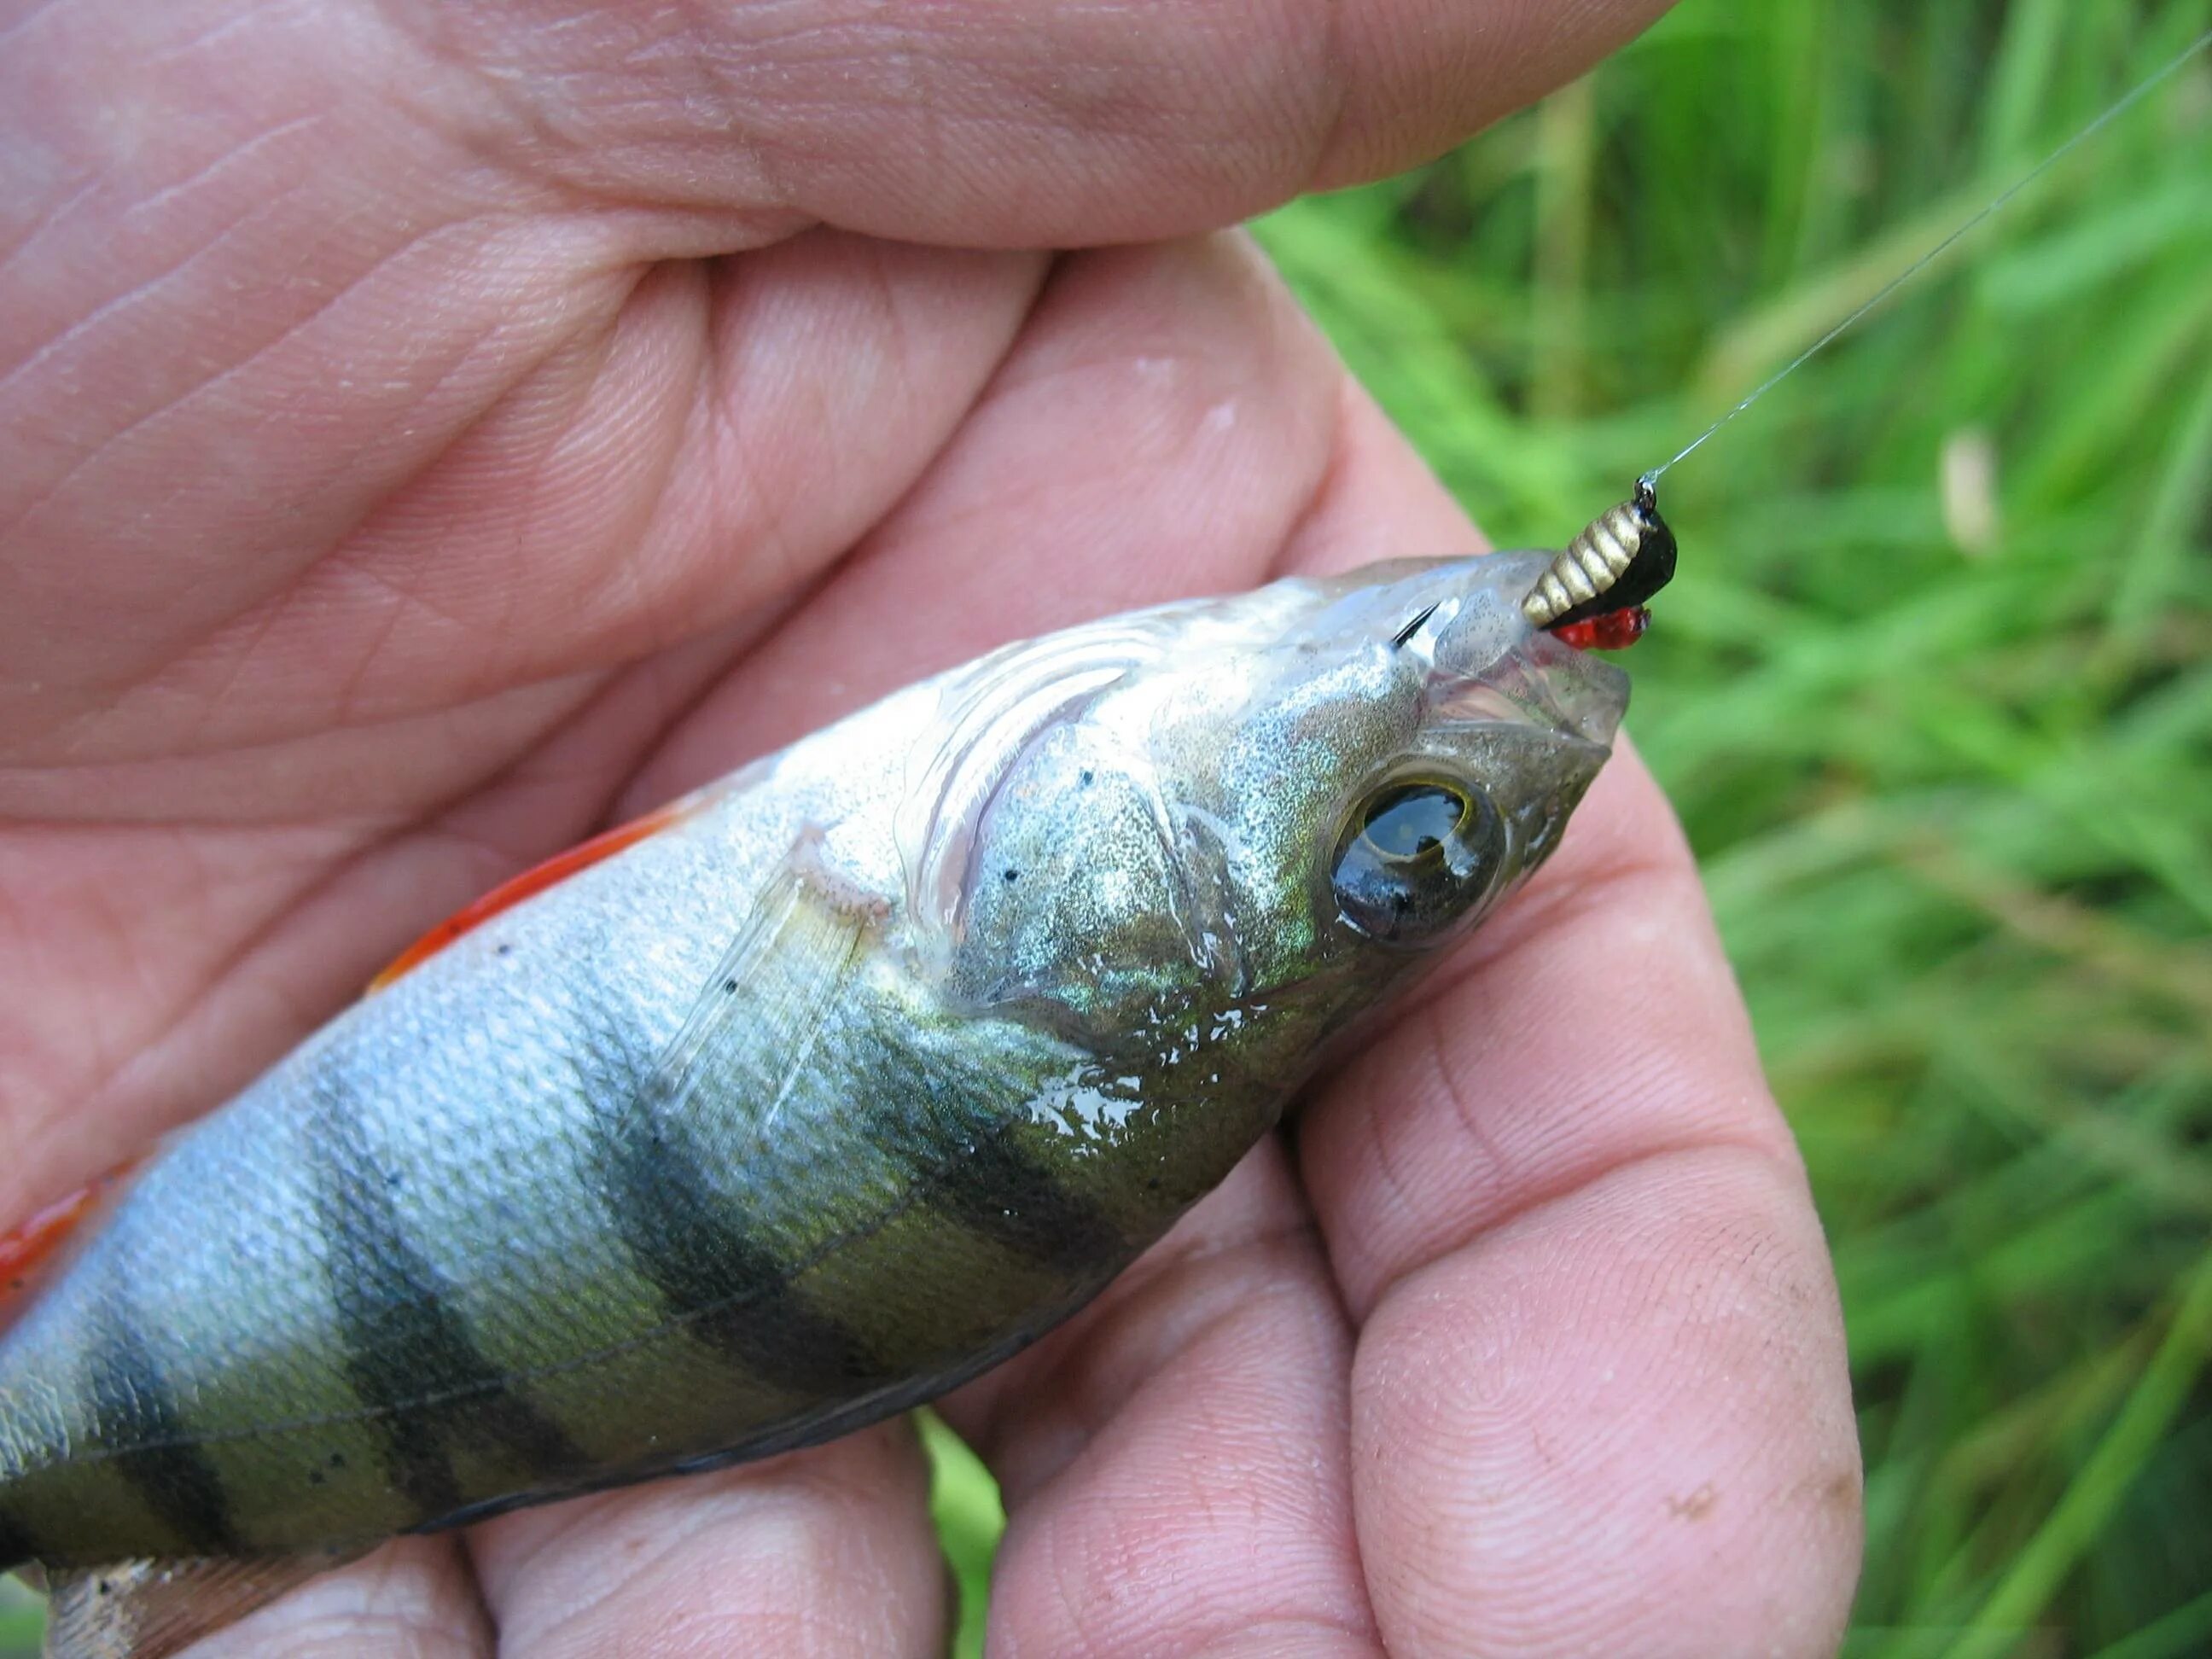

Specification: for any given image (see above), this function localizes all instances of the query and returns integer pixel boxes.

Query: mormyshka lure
[1521,475,1678,650]
[0,542,1636,1656]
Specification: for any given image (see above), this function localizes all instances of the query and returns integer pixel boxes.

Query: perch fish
[0,525,1663,1654]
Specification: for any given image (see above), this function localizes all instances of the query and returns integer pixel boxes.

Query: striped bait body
[0,551,1627,1582]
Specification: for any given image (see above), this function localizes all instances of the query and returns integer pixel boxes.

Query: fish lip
[1518,627,1632,749]
[1419,615,1630,754]
[1356,551,1632,754]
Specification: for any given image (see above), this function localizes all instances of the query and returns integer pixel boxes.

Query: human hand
[0,0,1860,1650]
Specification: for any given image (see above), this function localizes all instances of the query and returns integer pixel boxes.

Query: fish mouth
[1516,626,1631,749]
[1413,553,1632,753]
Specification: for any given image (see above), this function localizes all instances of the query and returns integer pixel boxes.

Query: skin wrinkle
[162,550,320,765]
[0,172,102,270]
[128,237,639,675]
[1016,1423,1373,1659]
[20,853,159,1130]
[186,1538,489,1658]
[696,259,797,598]
[108,109,326,239]
[607,242,1057,801]
[2,222,623,732]
[322,568,459,738]
[521,268,725,651]
[589,244,1039,662]
[388,0,1339,241]
[317,292,676,721]
[0,119,288,379]
[1191,1615,1382,1656]
[1318,993,1807,1317]
[319,0,607,212]
[463,0,794,221]
[0,817,341,1072]
[302,259,672,620]
[469,1428,941,1658]
[0,179,306,458]
[21,239,1027,770]
[0,0,73,55]
[3,172,360,525]
[1351,1146,1851,1656]
[0,673,608,824]
[981,1219,1331,1499]
[711,280,853,604]
[1300,0,1357,199]
[498,1472,815,1628]
[0,829,358,1197]
[1406,992,1515,1225]
[630,236,1341,777]
[141,3,287,68]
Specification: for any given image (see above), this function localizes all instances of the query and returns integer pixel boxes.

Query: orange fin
[38,1550,369,1659]
[370,795,699,992]
[0,1161,136,1314]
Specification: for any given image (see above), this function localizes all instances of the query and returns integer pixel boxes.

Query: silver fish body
[0,550,1627,1570]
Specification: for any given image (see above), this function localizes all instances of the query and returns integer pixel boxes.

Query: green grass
[0,1576,42,1659]
[941,2,2212,1653]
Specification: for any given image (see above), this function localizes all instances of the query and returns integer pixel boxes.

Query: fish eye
[1331,778,1506,944]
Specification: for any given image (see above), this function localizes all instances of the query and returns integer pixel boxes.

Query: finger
[15,0,1670,259]
[178,1536,488,1658]
[1275,375,1489,579]
[941,1150,1378,1656]
[391,0,1674,245]
[626,230,1343,803]
[466,1422,945,1658]
[1299,751,1864,1656]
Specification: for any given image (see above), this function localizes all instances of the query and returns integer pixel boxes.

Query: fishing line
[1639,22,2212,490]
[1534,27,2210,640]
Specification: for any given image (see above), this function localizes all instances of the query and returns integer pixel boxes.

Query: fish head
[935,552,1627,1041]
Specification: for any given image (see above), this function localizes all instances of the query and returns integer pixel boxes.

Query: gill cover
[934,554,1628,1039]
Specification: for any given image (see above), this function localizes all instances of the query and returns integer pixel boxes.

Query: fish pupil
[1363,785,1467,859]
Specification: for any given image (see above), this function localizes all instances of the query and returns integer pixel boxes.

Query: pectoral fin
[38,1550,365,1659]
[626,856,875,1132]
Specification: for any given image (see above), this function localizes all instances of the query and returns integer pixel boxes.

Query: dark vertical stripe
[594,1103,888,1396]
[917,1117,1131,1272]
[876,1033,1132,1274]
[304,1080,587,1523]
[0,1506,40,1570]
[82,1268,242,1553]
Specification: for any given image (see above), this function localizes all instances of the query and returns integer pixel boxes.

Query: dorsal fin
[0,1161,137,1322]
[368,793,704,992]
[39,1551,364,1658]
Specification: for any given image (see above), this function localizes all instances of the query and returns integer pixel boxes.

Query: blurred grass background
[933,1,2212,1656]
[5,3,2202,1656]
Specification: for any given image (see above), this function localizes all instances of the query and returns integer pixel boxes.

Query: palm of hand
[0,2,1859,1652]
